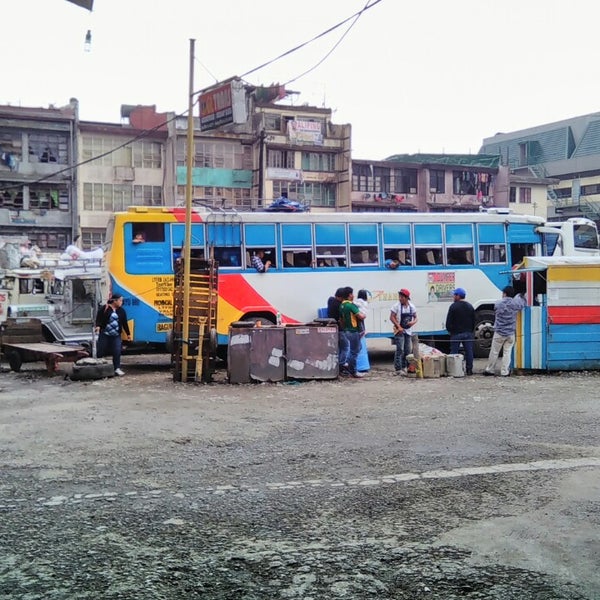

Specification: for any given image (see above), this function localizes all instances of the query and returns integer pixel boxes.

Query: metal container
[227,324,285,383]
[445,353,465,377]
[285,323,338,380]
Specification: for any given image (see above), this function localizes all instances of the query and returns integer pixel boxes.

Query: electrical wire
[239,0,383,80]
[284,0,377,86]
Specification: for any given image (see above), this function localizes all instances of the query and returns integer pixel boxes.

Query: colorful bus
[104,208,599,357]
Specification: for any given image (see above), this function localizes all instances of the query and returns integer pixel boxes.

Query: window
[301,152,335,172]
[264,113,282,131]
[349,224,378,267]
[509,187,516,203]
[268,149,295,169]
[133,141,162,168]
[352,164,371,191]
[281,224,313,268]
[81,228,106,250]
[519,187,532,204]
[444,224,474,265]
[429,169,445,193]
[315,223,346,267]
[273,181,335,208]
[0,184,24,208]
[83,183,134,212]
[382,223,412,267]
[134,185,162,206]
[414,223,443,265]
[29,133,69,164]
[81,135,132,166]
[394,168,418,194]
[0,130,23,162]
[477,224,506,264]
[29,185,69,210]
[194,140,249,169]
[29,231,68,250]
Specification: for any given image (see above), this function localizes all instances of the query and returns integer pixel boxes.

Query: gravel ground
[0,342,599,599]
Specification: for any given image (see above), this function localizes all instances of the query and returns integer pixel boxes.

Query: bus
[104,208,599,357]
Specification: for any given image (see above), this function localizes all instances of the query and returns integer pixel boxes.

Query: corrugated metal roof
[384,153,500,168]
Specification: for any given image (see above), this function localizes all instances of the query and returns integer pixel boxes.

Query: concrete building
[350,154,511,213]
[78,105,169,249]
[170,79,351,211]
[0,100,78,249]
[480,113,600,222]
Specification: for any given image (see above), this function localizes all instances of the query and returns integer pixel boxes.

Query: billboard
[199,80,247,131]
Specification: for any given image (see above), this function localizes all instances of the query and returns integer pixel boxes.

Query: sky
[3,0,600,160]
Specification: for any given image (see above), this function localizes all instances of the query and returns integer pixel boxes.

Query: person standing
[390,288,418,375]
[445,287,475,376]
[327,287,349,371]
[483,285,527,377]
[95,293,131,376]
[338,287,365,378]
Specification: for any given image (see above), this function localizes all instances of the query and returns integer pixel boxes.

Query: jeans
[485,332,515,376]
[450,332,473,373]
[394,333,413,371]
[338,331,349,369]
[97,332,122,370]
[344,331,362,375]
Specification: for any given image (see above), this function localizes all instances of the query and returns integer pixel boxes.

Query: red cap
[398,288,411,299]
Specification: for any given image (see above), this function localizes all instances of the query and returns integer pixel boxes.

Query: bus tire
[70,358,114,381]
[474,310,495,358]
[209,327,218,353]
[7,350,23,372]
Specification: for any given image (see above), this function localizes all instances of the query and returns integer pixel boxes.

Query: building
[351,154,511,213]
[172,79,352,211]
[0,100,79,249]
[480,113,600,222]
[77,105,169,248]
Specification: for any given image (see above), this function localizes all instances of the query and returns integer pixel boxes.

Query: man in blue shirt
[483,285,527,377]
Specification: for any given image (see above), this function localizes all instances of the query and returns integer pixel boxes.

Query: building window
[352,164,371,191]
[394,168,418,194]
[0,184,24,208]
[29,231,69,250]
[268,149,295,169]
[29,185,69,210]
[193,140,249,169]
[83,182,138,211]
[273,181,335,207]
[29,133,69,164]
[509,187,516,203]
[301,152,335,172]
[81,228,106,250]
[134,185,162,206]
[264,113,282,131]
[519,187,532,204]
[133,141,162,168]
[429,169,445,193]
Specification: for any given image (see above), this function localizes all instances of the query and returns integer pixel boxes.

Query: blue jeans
[344,331,362,375]
[97,332,122,370]
[394,333,413,371]
[450,332,473,373]
[338,331,349,369]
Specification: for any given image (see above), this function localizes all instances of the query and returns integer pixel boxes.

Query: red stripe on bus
[169,208,205,223]
[548,306,600,324]
[219,274,272,312]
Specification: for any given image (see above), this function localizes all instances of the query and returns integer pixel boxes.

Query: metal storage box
[228,325,285,383]
[285,323,338,380]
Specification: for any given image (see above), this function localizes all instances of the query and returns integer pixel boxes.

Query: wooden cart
[0,318,88,373]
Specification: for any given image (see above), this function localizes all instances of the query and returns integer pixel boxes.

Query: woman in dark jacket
[94,293,131,376]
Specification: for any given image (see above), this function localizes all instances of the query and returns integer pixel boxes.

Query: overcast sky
[3,0,600,160]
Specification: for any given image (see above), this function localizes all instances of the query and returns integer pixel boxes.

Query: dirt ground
[0,340,599,599]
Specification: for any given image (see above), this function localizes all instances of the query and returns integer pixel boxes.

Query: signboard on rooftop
[199,79,247,131]
[288,120,323,146]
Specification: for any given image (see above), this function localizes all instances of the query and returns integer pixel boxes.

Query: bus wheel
[209,327,218,353]
[7,350,23,372]
[474,310,495,358]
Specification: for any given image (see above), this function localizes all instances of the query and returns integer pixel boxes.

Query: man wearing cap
[483,285,526,377]
[95,293,132,376]
[390,289,418,375]
[445,287,475,376]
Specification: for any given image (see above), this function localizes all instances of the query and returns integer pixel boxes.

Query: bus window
[574,223,599,250]
[350,246,378,266]
[172,248,205,271]
[316,246,346,267]
[283,249,313,268]
[446,248,473,265]
[384,248,412,266]
[246,248,276,270]
[213,247,241,268]
[479,244,506,263]
[131,222,165,243]
[415,248,442,265]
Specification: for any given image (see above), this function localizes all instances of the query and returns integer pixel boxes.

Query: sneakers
[114,368,125,376]
[352,372,365,378]
[393,368,408,376]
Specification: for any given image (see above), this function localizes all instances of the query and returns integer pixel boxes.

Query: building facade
[0,100,78,249]
[480,113,600,222]
[350,154,511,213]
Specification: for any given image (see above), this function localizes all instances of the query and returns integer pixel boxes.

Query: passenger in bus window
[133,231,146,244]
[251,250,272,272]
[385,258,400,269]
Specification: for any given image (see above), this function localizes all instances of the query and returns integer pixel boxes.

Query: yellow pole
[181,38,196,380]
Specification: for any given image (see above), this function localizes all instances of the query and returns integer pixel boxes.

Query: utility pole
[180,38,195,380]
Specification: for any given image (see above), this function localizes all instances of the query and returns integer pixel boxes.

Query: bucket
[446,354,465,378]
